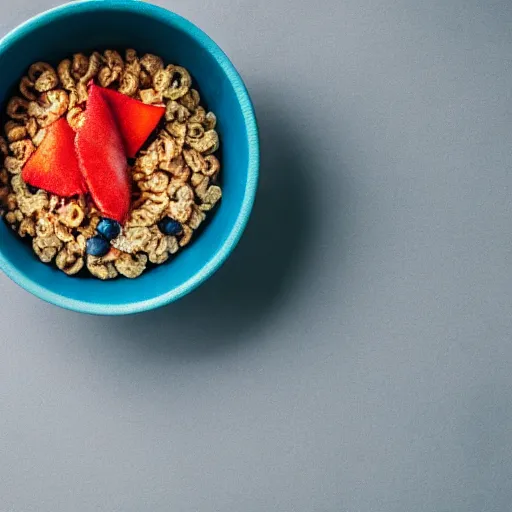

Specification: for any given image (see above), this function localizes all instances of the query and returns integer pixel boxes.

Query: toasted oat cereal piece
[19,77,37,101]
[18,193,49,217]
[98,50,124,88]
[115,252,148,278]
[77,216,100,240]
[32,129,47,147]
[179,225,193,247]
[138,172,169,194]
[179,89,200,111]
[118,72,139,96]
[56,240,85,276]
[7,97,30,121]
[190,172,204,188]
[139,70,153,89]
[5,210,19,226]
[33,234,62,263]
[126,193,169,228]
[186,129,219,154]
[144,226,169,264]
[202,185,222,207]
[57,59,76,91]
[194,174,209,200]
[189,106,206,124]
[111,226,152,254]
[28,90,69,128]
[0,137,9,157]
[67,107,86,131]
[72,53,89,81]
[18,217,35,238]
[4,156,22,174]
[10,140,35,164]
[204,112,217,131]
[125,49,141,74]
[166,120,187,140]
[163,65,191,100]
[58,202,85,228]
[183,148,206,174]
[54,222,75,243]
[86,254,118,280]
[188,205,206,230]
[168,201,192,224]
[140,54,164,76]
[167,235,179,255]
[203,155,220,177]
[79,51,103,84]
[26,117,38,139]
[5,193,17,212]
[28,62,59,93]
[165,100,190,123]
[153,67,172,93]
[5,121,28,143]
[35,215,54,238]
[139,89,163,105]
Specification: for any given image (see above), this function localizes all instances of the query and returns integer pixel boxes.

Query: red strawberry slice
[98,85,165,157]
[22,118,86,197]
[76,83,131,223]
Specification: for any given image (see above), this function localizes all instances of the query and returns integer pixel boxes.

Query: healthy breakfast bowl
[0,0,259,315]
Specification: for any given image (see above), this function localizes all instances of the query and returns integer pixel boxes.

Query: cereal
[56,240,85,275]
[187,129,219,154]
[72,53,89,81]
[10,140,35,164]
[33,234,62,263]
[28,62,59,93]
[163,65,191,100]
[26,118,38,139]
[18,217,35,238]
[66,106,86,131]
[204,112,217,131]
[115,252,147,278]
[19,77,37,101]
[28,90,69,128]
[7,97,30,121]
[1,49,222,279]
[189,106,206,125]
[139,88,163,105]
[179,225,193,247]
[179,89,200,111]
[5,121,28,143]
[86,254,118,280]
[165,100,190,123]
[118,72,139,96]
[98,50,124,88]
[111,226,152,253]
[58,202,85,228]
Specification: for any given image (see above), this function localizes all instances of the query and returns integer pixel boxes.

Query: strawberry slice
[76,84,131,223]
[98,85,165,157]
[22,118,86,197]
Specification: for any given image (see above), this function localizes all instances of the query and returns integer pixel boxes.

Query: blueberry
[86,236,110,257]
[157,217,183,236]
[96,218,121,241]
[27,184,39,194]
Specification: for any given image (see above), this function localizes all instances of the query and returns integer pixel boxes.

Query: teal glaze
[0,0,259,315]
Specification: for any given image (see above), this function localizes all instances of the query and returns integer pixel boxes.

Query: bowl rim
[0,0,260,316]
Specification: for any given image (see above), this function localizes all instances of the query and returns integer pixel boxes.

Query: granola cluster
[0,50,222,279]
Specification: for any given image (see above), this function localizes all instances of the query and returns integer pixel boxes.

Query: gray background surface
[1,0,512,511]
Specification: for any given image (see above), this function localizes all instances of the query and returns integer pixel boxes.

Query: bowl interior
[0,1,258,314]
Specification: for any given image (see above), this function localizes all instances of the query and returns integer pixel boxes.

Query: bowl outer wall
[0,0,259,315]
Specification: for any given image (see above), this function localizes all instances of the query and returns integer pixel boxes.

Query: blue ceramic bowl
[0,0,259,315]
